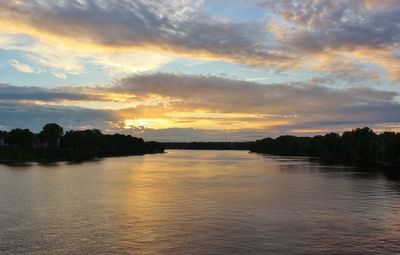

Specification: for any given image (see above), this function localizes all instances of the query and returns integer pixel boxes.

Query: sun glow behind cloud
[1,0,400,141]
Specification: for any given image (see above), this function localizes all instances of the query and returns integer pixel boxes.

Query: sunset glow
[1,0,400,141]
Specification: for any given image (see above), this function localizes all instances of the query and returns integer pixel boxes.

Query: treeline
[0,123,164,162]
[164,142,255,150]
[251,127,400,166]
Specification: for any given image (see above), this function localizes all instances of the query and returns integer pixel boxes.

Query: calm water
[0,150,399,254]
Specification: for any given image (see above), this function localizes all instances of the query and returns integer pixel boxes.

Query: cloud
[53,72,67,79]
[2,0,400,81]
[0,1,399,140]
[114,127,276,142]
[9,59,34,73]
[0,32,174,76]
[0,83,106,102]
[0,34,85,75]
[260,0,400,81]
[91,51,174,74]
[0,0,293,69]
[262,0,400,50]
[111,74,400,135]
[114,73,399,115]
[0,101,116,132]
[0,73,400,140]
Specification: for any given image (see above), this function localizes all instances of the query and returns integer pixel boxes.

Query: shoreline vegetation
[0,123,164,163]
[1,125,399,168]
[164,127,400,168]
[251,127,400,167]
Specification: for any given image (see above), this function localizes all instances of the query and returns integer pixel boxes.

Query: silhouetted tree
[379,132,400,164]
[0,131,7,145]
[39,123,64,147]
[5,129,35,148]
[341,127,379,160]
[62,129,162,160]
[0,124,164,162]
[252,127,400,166]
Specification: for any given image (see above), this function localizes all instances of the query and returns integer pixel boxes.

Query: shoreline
[0,151,165,165]
[251,151,400,169]
[2,149,397,171]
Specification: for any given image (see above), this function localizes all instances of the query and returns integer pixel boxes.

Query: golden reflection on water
[0,150,400,254]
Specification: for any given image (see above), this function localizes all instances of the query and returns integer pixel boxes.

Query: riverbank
[0,124,165,164]
[0,150,165,165]
[251,127,400,168]
[0,148,165,165]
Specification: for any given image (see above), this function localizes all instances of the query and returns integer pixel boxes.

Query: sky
[0,0,400,141]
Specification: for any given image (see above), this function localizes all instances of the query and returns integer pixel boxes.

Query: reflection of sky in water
[0,150,399,254]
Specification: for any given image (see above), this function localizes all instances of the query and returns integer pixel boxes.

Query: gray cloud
[258,0,400,50]
[0,0,291,67]
[2,0,400,81]
[251,0,400,81]
[116,127,276,142]
[0,84,105,102]
[1,73,400,140]
[0,101,116,132]
[115,73,399,116]
[2,1,400,140]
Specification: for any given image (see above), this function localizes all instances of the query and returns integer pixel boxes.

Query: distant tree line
[0,123,164,162]
[164,142,255,150]
[251,127,400,166]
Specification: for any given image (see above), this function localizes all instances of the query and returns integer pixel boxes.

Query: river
[0,150,399,254]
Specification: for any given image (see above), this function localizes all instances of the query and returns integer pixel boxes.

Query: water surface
[0,150,399,254]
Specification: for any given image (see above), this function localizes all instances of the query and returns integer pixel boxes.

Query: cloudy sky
[1,0,400,141]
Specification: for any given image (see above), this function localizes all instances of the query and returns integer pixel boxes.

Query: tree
[5,129,35,147]
[341,127,379,160]
[0,130,8,145]
[0,123,165,161]
[251,127,400,166]
[39,123,64,147]
[379,132,400,164]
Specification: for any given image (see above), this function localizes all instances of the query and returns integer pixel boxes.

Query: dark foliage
[0,130,9,146]
[0,124,164,162]
[38,123,64,148]
[4,129,35,148]
[251,127,400,166]
[146,141,167,153]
